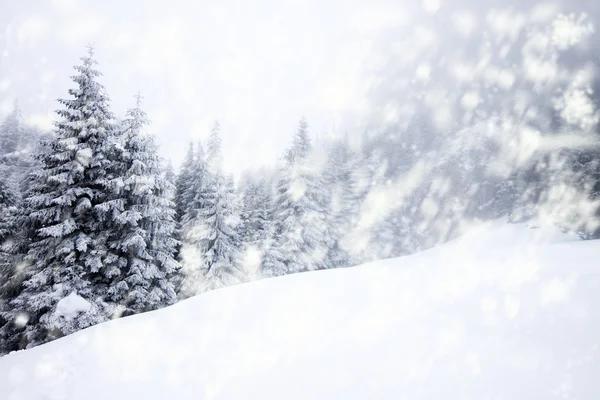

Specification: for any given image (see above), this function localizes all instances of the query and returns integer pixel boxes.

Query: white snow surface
[54,291,92,322]
[1,221,600,399]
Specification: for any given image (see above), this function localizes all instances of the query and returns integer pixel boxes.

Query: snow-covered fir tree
[259,230,287,278]
[177,142,206,295]
[239,174,272,246]
[6,47,120,347]
[266,118,330,276]
[238,181,257,244]
[175,143,196,225]
[104,94,179,316]
[0,102,43,193]
[0,170,21,298]
[184,143,207,221]
[174,142,204,260]
[238,174,274,279]
[164,160,176,201]
[0,169,25,354]
[149,168,181,292]
[0,104,24,162]
[179,122,245,295]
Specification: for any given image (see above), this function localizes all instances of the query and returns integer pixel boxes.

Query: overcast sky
[1,0,597,173]
[0,0,420,172]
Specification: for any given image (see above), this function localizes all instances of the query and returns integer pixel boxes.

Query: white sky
[0,0,420,172]
[2,0,594,174]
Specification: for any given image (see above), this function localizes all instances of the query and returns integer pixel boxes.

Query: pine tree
[173,142,201,261]
[104,94,178,316]
[206,122,223,169]
[239,175,272,246]
[149,162,180,295]
[0,169,21,287]
[0,103,23,161]
[164,160,176,201]
[259,221,287,278]
[178,144,205,296]
[0,169,26,354]
[0,102,42,192]
[238,180,257,244]
[175,143,196,224]
[267,119,330,275]
[7,46,119,347]
[184,143,207,220]
[0,171,20,291]
[179,122,244,295]
[236,169,280,278]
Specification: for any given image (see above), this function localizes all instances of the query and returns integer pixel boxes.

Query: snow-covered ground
[1,221,600,399]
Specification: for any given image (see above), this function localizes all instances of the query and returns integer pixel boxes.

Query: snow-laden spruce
[239,177,272,246]
[0,172,22,316]
[265,119,331,276]
[0,104,24,165]
[179,122,245,296]
[0,171,20,269]
[5,47,122,347]
[174,143,197,250]
[177,142,206,295]
[104,94,179,316]
[0,103,44,195]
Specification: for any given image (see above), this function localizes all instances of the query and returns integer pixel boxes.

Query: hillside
[1,222,599,399]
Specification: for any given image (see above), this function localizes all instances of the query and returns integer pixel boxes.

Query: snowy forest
[2,8,600,357]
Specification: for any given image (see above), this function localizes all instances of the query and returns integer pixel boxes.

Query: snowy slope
[1,222,600,399]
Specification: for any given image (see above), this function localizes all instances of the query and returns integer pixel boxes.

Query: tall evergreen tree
[164,160,176,201]
[173,142,201,260]
[0,170,26,354]
[184,143,207,219]
[175,143,196,223]
[0,103,23,161]
[0,170,21,294]
[266,119,330,275]
[104,94,178,316]
[149,162,181,294]
[237,170,278,278]
[6,46,119,346]
[179,122,244,295]
[0,169,21,281]
[177,143,207,296]
[0,102,42,193]
[239,175,272,246]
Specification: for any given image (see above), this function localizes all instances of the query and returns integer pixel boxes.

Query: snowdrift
[1,222,600,399]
